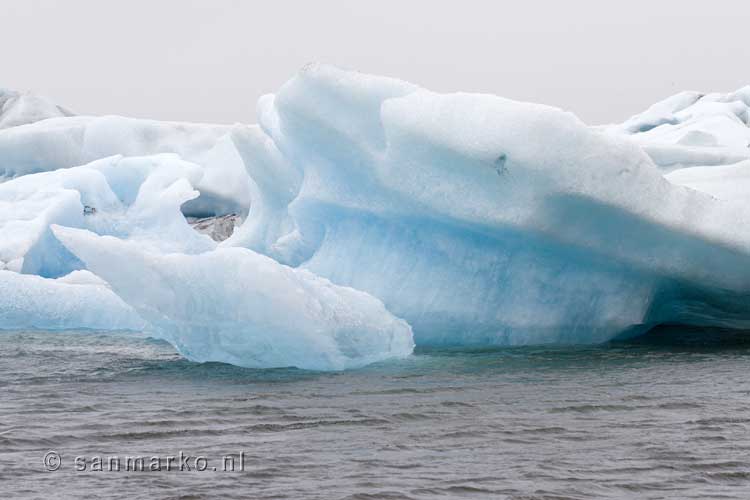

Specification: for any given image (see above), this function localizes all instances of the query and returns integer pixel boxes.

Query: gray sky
[2,0,748,125]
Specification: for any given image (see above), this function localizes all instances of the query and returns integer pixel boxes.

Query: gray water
[2,328,750,499]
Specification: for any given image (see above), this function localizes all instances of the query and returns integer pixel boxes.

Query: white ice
[0,154,215,277]
[0,88,73,130]
[0,269,144,331]
[2,65,750,369]
[53,226,414,371]
[0,114,253,216]
[243,65,750,344]
[665,160,750,206]
[606,86,750,171]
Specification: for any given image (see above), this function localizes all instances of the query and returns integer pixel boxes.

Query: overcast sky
[3,0,748,125]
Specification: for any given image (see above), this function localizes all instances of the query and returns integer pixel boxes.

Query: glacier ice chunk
[52,226,414,371]
[0,88,74,129]
[0,270,144,331]
[606,86,750,171]
[3,65,750,365]
[228,64,750,345]
[0,114,253,217]
[0,154,215,277]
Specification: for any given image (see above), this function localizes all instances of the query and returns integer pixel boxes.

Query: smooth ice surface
[53,226,414,371]
[0,270,144,331]
[2,65,750,369]
[665,160,750,205]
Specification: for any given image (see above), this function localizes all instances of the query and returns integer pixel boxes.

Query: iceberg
[0,88,74,129]
[0,112,253,216]
[52,226,414,371]
[2,64,750,369]
[242,65,750,344]
[606,86,750,171]
[606,85,750,216]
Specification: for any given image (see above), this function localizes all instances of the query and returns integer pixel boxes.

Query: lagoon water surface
[2,328,750,499]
